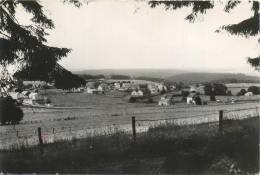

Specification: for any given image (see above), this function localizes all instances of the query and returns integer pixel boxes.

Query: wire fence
[132,106,259,141]
[0,106,259,150]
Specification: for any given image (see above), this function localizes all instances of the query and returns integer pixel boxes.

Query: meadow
[0,117,258,174]
[0,88,259,149]
[226,83,260,95]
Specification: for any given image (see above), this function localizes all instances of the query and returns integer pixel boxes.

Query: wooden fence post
[37,127,43,146]
[219,110,223,134]
[132,116,136,142]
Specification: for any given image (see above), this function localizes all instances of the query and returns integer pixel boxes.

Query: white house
[244,92,253,96]
[86,87,97,94]
[187,94,195,104]
[9,92,24,100]
[23,98,34,105]
[22,90,30,96]
[114,82,121,89]
[171,85,176,90]
[122,83,131,90]
[190,86,197,93]
[158,96,171,106]
[157,83,167,92]
[148,84,159,95]
[158,84,164,91]
[131,90,144,97]
[29,92,44,101]
[97,85,103,92]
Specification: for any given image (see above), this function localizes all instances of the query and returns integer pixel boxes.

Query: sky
[21,0,260,76]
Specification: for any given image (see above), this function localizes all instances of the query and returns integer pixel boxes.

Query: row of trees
[204,83,228,96]
[237,86,260,96]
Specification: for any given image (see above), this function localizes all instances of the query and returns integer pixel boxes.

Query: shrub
[194,95,202,105]
[129,97,137,103]
[227,90,232,96]
[181,91,189,97]
[204,83,227,96]
[146,98,154,103]
[247,86,260,95]
[237,89,247,96]
[0,96,24,125]
[160,88,166,95]
[210,95,216,101]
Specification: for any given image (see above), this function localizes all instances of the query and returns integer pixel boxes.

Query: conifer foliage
[0,0,83,88]
[149,1,259,70]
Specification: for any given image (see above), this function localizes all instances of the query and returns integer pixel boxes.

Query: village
[2,76,259,109]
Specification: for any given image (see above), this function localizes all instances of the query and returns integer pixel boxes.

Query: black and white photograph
[0,0,259,174]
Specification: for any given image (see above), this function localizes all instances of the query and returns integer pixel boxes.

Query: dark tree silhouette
[0,0,83,125]
[53,64,86,90]
[247,86,260,95]
[149,1,259,70]
[0,96,23,125]
[0,0,83,89]
[204,83,227,96]
[237,88,247,96]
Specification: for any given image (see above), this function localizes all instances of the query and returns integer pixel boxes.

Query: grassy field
[0,88,259,149]
[0,117,258,174]
[226,83,260,95]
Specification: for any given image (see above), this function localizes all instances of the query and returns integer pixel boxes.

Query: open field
[226,83,260,95]
[0,117,258,174]
[0,89,259,149]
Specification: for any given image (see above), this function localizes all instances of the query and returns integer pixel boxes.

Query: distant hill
[166,73,260,84]
[74,69,260,84]
[74,69,188,79]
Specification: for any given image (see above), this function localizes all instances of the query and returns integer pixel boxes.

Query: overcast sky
[28,1,259,75]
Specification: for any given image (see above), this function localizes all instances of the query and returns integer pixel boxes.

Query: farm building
[23,81,47,88]
[9,92,24,101]
[148,84,159,94]
[97,83,108,93]
[190,86,197,93]
[22,90,30,96]
[114,82,121,89]
[86,87,98,94]
[187,93,202,105]
[196,86,205,94]
[170,85,176,90]
[157,83,167,92]
[158,96,171,106]
[131,89,144,97]
[187,95,195,104]
[29,92,44,101]
[244,92,253,96]
[189,85,204,94]
[22,92,48,105]
[122,82,131,90]
[130,84,140,90]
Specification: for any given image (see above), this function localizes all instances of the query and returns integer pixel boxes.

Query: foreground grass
[0,117,259,174]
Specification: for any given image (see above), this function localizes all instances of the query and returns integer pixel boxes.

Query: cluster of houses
[1,81,51,106]
[4,79,256,107]
[8,90,50,106]
[85,80,169,97]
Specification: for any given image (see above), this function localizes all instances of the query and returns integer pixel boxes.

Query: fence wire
[135,106,259,132]
[0,106,259,149]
